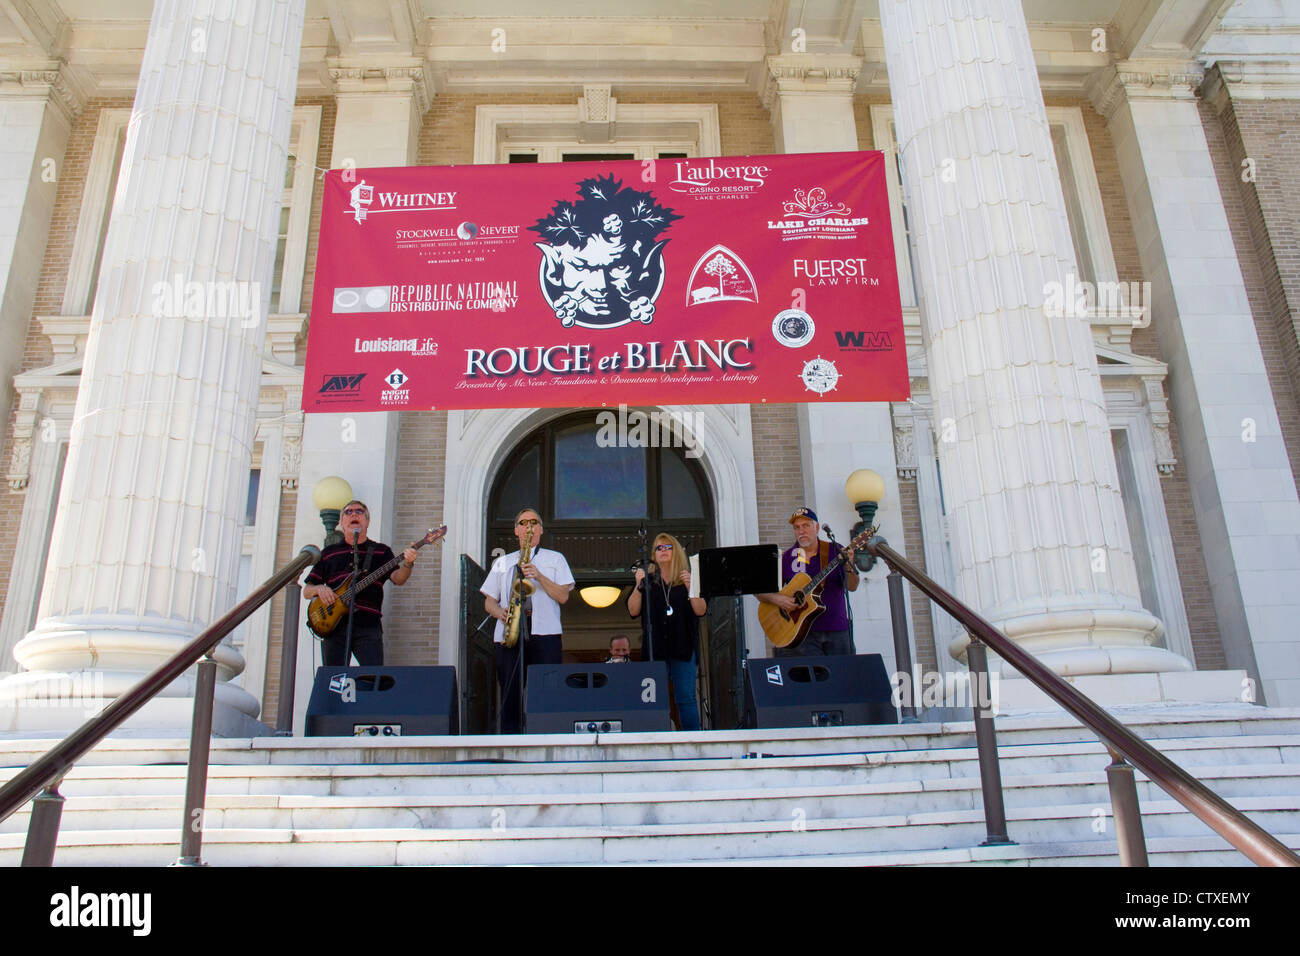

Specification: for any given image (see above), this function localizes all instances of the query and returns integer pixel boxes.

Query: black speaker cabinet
[525,662,672,733]
[743,654,897,728]
[305,666,459,736]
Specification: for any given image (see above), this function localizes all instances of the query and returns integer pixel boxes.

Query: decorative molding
[891,403,917,481]
[1201,59,1300,105]
[579,85,615,143]
[327,60,434,116]
[0,64,89,120]
[1141,374,1178,475]
[37,314,91,360]
[1086,62,1204,120]
[265,313,307,366]
[6,390,44,492]
[761,54,862,109]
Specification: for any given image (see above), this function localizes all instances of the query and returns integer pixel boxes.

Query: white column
[289,66,429,733]
[1088,64,1300,706]
[0,0,307,734]
[0,69,80,440]
[764,54,912,673]
[877,1,1189,679]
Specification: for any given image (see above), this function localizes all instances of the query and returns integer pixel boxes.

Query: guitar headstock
[848,524,877,552]
[418,525,448,547]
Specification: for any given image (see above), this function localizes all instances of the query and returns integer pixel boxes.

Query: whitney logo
[348,179,457,224]
[531,175,680,329]
[687,245,758,305]
[349,180,373,223]
[50,886,151,936]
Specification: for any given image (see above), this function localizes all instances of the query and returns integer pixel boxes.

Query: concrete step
[3,761,1297,834]
[2,704,1296,769]
[2,797,1293,866]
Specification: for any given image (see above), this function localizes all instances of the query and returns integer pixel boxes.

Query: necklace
[660,576,673,617]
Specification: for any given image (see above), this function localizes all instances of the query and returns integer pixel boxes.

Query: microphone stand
[344,527,360,666]
[637,522,656,663]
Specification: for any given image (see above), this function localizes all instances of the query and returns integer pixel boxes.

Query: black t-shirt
[631,574,699,662]
[305,539,397,620]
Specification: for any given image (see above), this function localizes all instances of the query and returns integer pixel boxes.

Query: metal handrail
[865,537,1299,867]
[0,545,320,827]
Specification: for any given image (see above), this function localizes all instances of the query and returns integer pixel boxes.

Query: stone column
[877,0,1190,680]
[762,54,913,674]
[0,0,306,734]
[289,64,430,734]
[1088,63,1300,706]
[0,67,83,443]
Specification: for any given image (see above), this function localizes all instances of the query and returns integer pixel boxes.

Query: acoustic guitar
[758,525,876,649]
[306,525,447,637]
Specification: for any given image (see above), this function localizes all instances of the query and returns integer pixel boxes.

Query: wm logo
[835,330,892,350]
[320,373,365,392]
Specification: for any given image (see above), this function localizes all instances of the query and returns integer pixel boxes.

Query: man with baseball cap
[757,506,859,657]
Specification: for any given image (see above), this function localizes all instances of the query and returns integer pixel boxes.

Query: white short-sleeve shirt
[481,546,575,643]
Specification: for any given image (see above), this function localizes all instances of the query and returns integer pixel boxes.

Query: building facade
[1,0,1298,733]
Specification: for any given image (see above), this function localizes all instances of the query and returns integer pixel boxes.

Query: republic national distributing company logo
[768,187,869,241]
[531,175,681,330]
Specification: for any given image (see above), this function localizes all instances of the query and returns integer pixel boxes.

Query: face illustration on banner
[531,175,681,329]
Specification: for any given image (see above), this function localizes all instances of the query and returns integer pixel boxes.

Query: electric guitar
[758,525,875,649]
[306,525,447,637]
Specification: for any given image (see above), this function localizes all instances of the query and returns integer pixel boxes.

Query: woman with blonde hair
[627,532,707,730]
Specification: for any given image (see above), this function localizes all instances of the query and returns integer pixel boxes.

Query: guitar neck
[798,529,874,596]
[349,534,437,595]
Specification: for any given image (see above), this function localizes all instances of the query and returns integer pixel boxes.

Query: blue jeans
[668,657,700,731]
[775,628,853,658]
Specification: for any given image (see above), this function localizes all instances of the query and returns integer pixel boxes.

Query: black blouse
[631,574,699,662]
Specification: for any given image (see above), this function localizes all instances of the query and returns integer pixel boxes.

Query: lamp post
[311,476,353,547]
[846,468,917,723]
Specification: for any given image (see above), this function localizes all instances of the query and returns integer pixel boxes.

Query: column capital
[761,53,862,109]
[0,61,90,122]
[327,57,434,117]
[1085,61,1204,120]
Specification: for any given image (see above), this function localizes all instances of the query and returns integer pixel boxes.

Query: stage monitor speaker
[305,666,459,736]
[525,662,671,733]
[743,654,897,728]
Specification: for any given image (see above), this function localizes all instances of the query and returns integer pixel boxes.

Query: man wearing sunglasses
[303,500,418,665]
[482,508,575,733]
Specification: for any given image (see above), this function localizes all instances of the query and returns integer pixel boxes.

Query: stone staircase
[2,703,1298,866]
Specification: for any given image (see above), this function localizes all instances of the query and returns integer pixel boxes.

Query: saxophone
[503,526,536,648]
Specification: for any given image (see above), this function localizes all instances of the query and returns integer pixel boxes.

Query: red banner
[302,151,907,412]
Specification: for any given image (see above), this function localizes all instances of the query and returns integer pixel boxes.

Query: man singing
[302,500,417,666]
[757,507,858,657]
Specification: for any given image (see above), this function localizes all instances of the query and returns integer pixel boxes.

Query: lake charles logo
[686,245,758,306]
[531,175,681,329]
[768,187,869,241]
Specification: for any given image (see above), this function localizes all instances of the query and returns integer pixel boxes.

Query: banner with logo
[302,151,908,412]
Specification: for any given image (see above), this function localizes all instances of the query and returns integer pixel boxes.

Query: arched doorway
[461,409,745,731]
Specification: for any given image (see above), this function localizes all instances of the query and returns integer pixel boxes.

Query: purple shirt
[780,541,850,632]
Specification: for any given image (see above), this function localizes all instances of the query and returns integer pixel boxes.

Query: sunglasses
[655,544,674,551]
[342,508,367,516]
[517,518,541,526]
